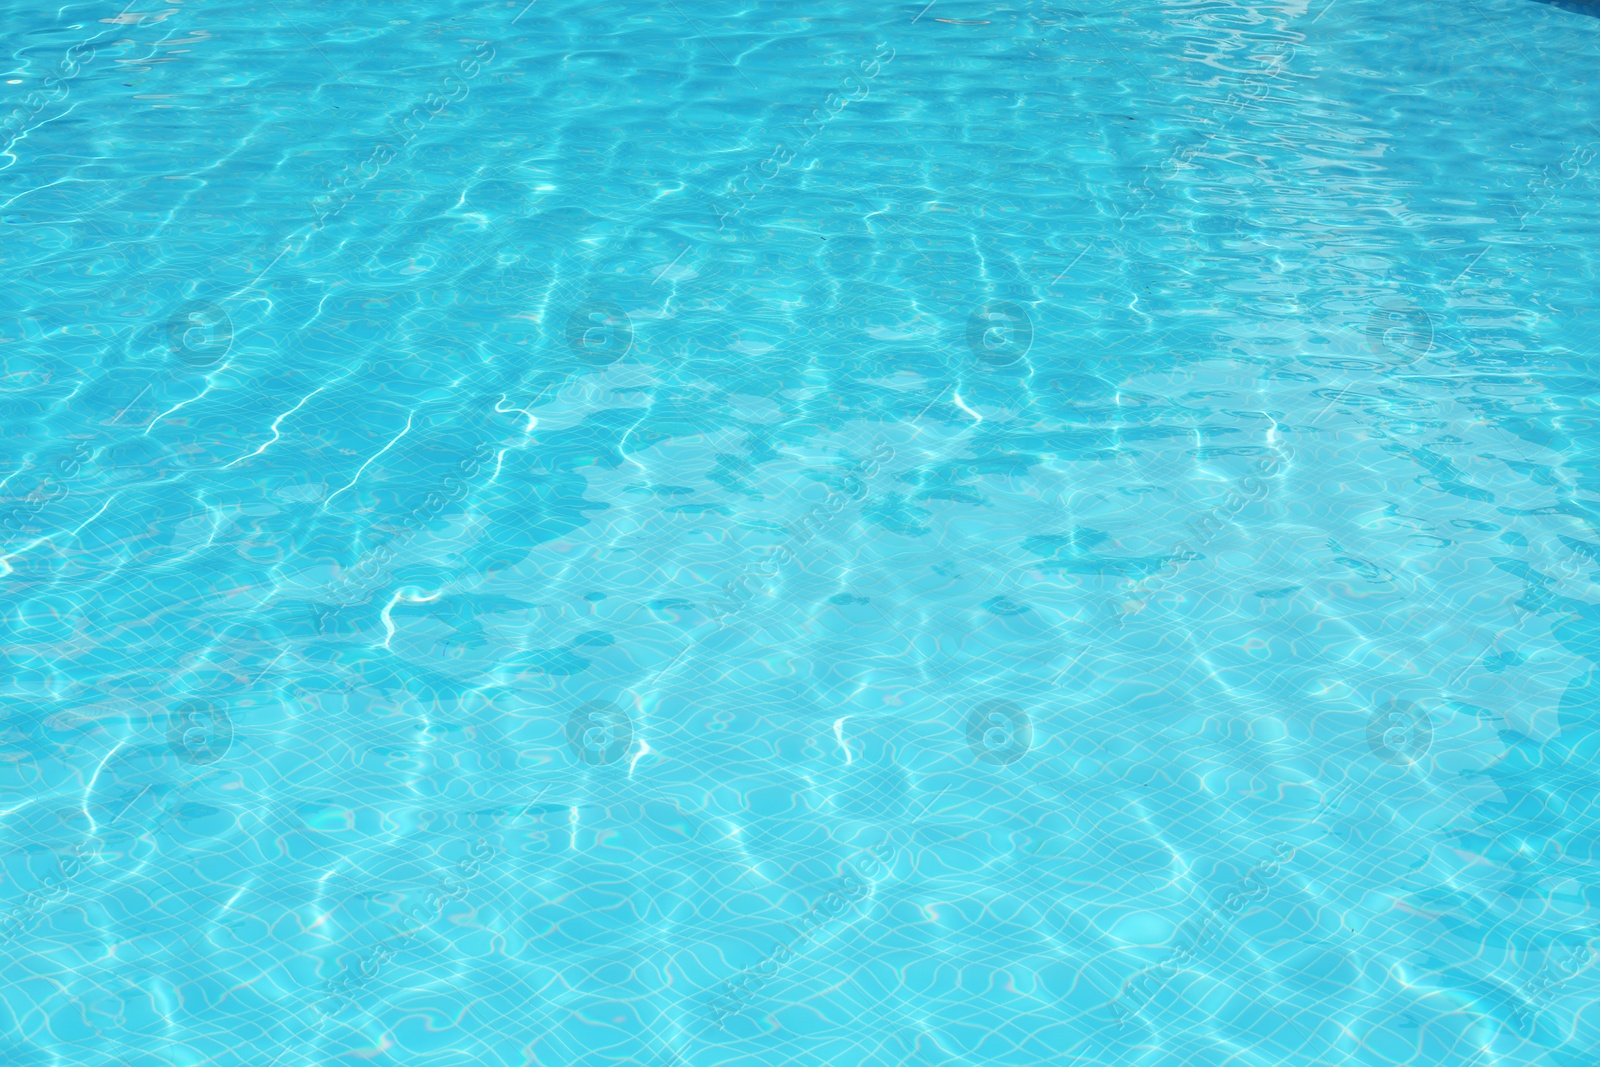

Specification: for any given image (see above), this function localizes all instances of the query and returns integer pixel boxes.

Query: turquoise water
[3,0,1600,1063]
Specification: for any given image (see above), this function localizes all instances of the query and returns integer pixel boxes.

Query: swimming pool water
[2,0,1600,1064]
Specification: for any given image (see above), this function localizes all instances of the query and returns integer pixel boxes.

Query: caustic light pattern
[2,0,1599,1065]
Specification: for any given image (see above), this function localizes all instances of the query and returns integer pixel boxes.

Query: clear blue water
[3,0,1600,1063]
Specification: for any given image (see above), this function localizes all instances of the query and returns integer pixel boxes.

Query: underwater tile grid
[1,0,1600,1064]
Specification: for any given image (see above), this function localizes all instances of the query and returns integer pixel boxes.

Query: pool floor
[2,0,1600,1064]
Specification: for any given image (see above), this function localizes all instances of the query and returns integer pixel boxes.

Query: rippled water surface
[3,0,1600,1064]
